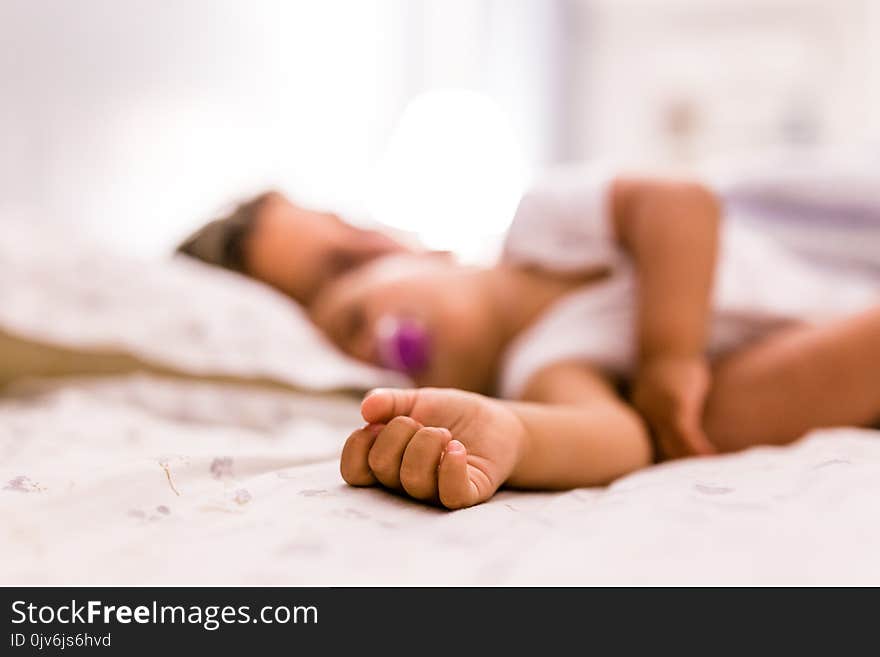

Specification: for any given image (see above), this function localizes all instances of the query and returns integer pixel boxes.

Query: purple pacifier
[376,315,431,375]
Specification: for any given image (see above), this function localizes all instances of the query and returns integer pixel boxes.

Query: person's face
[244,193,405,306]
[308,253,500,393]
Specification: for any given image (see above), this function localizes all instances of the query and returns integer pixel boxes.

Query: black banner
[0,586,868,653]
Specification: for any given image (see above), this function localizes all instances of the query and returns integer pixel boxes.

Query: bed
[3,219,880,586]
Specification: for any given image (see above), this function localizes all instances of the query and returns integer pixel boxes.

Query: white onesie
[496,164,880,399]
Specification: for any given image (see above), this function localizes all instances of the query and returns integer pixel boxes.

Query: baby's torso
[496,164,880,399]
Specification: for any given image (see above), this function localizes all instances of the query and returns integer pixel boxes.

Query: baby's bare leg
[704,304,880,452]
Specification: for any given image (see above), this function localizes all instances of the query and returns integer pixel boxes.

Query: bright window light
[367,89,530,262]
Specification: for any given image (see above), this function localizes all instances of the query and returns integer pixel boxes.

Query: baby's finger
[361,388,419,424]
[677,388,716,457]
[368,415,423,489]
[437,440,480,510]
[340,424,383,486]
[669,408,717,457]
[399,427,451,501]
[679,424,717,456]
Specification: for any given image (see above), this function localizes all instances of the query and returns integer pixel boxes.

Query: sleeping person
[178,168,880,509]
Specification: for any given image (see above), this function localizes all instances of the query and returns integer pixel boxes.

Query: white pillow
[0,219,407,392]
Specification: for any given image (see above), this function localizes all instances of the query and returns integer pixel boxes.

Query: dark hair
[176,193,271,272]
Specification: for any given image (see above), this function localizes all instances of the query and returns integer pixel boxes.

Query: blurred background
[2,0,879,259]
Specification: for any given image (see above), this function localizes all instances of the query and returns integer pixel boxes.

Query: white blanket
[3,375,879,586]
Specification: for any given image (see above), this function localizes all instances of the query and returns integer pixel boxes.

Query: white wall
[0,1,562,257]
[0,0,412,255]
[9,0,870,259]
[564,0,880,167]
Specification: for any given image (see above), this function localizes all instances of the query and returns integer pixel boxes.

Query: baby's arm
[611,177,721,457]
[340,361,652,509]
[612,177,720,365]
[507,361,652,489]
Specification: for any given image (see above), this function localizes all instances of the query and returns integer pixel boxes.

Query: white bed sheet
[3,375,879,586]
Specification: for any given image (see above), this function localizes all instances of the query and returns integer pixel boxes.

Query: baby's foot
[340,388,527,509]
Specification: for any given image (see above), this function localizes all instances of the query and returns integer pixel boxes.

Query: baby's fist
[340,388,525,509]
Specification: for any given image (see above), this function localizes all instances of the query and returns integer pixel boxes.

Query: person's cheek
[340,315,375,364]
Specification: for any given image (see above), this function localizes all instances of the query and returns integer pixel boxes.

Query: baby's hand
[340,388,527,509]
[631,355,717,459]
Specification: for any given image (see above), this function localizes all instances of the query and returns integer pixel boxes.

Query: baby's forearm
[613,179,720,361]
[506,399,653,489]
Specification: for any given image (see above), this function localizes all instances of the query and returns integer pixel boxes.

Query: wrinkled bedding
[3,374,879,586]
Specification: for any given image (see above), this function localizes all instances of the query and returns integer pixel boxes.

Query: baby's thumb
[361,388,419,424]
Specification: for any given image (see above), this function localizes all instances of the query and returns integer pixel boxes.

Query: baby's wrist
[506,403,535,485]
